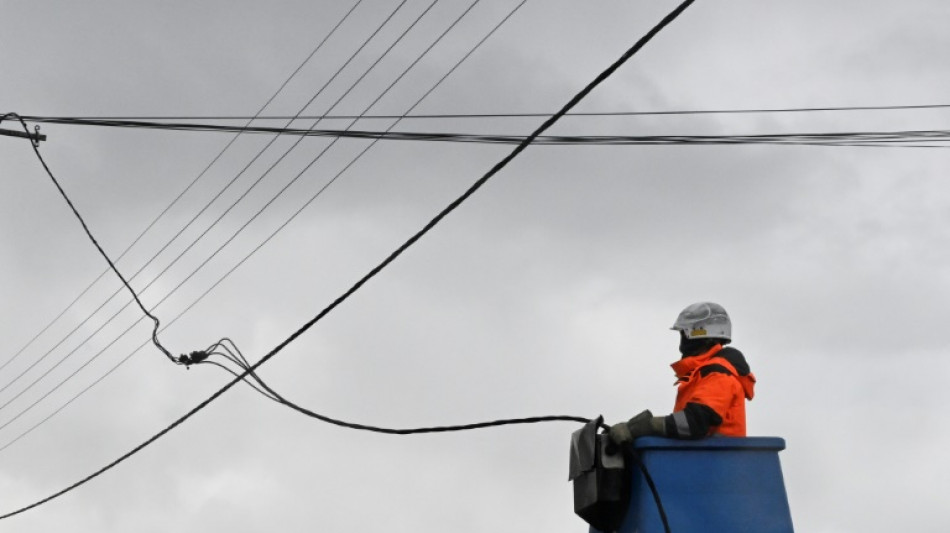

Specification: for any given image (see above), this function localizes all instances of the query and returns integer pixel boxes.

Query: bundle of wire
[13,115,950,148]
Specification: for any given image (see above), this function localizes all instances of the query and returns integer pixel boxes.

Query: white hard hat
[671,302,731,341]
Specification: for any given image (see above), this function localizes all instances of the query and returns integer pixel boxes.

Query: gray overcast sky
[2,1,949,532]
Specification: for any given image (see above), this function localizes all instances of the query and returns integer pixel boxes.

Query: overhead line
[0,0,697,519]
[18,102,950,123]
[15,118,950,147]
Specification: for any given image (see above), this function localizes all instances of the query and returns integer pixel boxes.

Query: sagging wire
[1,112,189,365]
[0,0,368,379]
[0,0,420,374]
[184,338,593,434]
[3,1,418,374]
[189,338,671,533]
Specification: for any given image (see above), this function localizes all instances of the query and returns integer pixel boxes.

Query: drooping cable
[190,339,590,433]
[199,340,674,532]
[1,113,178,363]
[45,0,432,374]
[0,0,696,519]
[0,0,518,445]
[0,0,414,414]
[0,0,366,376]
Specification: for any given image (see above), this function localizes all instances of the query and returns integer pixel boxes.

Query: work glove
[608,409,665,445]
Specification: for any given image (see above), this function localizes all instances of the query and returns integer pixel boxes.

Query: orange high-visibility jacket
[669,344,756,437]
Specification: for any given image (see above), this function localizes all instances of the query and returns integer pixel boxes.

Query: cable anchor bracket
[0,125,47,144]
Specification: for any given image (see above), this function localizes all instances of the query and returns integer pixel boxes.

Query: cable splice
[177,350,210,367]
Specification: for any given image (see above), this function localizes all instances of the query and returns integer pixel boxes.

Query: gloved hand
[608,409,664,445]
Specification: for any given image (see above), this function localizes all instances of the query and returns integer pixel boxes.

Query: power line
[18,102,950,123]
[13,118,950,148]
[17,117,950,147]
[0,0,697,519]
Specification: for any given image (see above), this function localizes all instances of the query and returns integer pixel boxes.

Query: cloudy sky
[2,1,949,531]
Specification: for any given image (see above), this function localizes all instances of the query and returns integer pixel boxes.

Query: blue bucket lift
[571,419,793,533]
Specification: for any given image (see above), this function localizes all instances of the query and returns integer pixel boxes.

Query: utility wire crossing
[0,0,697,521]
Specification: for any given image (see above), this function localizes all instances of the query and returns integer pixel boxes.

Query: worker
[608,302,756,444]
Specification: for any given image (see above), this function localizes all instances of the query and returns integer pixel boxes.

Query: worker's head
[671,302,731,356]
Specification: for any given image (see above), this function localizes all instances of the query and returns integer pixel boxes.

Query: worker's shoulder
[698,346,751,377]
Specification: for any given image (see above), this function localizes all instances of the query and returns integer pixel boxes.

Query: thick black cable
[196,340,591,434]
[198,342,671,531]
[267,401,590,434]
[0,0,518,444]
[2,113,177,363]
[19,102,950,122]
[0,0,696,519]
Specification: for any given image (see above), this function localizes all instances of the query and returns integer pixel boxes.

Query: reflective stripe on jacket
[669,344,756,437]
